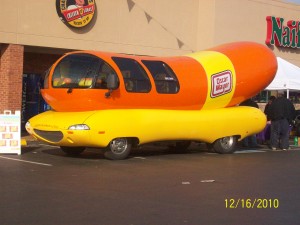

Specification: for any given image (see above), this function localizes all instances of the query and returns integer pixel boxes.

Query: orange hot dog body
[41,42,277,112]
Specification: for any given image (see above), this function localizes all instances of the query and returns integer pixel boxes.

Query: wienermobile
[25,42,277,160]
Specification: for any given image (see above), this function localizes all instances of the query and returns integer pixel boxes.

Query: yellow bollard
[21,139,27,146]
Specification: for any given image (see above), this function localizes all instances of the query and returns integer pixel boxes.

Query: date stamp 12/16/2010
[225,198,279,209]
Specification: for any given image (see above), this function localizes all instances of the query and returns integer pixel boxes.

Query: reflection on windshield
[52,53,116,89]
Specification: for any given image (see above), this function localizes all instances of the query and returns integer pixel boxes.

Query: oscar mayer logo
[56,0,96,28]
[210,70,233,98]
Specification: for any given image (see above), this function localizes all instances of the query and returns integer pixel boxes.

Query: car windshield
[52,53,116,89]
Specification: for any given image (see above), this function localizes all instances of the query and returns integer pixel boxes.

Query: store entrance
[21,73,49,130]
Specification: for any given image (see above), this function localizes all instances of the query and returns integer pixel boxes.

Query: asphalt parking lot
[0,140,300,225]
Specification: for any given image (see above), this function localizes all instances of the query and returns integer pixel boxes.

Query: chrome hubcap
[110,138,128,154]
[219,136,234,149]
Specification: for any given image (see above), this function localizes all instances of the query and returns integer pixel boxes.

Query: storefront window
[288,91,300,103]
[142,60,179,94]
[254,90,300,103]
[253,91,271,103]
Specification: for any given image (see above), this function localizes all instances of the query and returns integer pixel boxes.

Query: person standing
[264,95,276,121]
[268,91,296,151]
[239,98,260,148]
[263,95,276,142]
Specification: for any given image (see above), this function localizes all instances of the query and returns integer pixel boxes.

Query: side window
[142,60,179,94]
[112,57,151,93]
[52,53,116,89]
[94,62,116,89]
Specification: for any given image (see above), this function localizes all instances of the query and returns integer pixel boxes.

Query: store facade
[1,0,300,125]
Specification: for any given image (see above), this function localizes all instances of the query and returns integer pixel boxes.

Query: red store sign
[56,0,96,28]
[266,16,300,48]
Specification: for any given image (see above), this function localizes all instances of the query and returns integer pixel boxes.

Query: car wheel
[104,138,132,160]
[173,141,191,152]
[60,146,86,156]
[213,136,237,154]
[206,143,216,153]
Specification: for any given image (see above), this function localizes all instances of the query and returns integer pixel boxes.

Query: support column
[0,44,24,112]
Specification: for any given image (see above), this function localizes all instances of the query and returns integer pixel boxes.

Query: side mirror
[105,73,119,98]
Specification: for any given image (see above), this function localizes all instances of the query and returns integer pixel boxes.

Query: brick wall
[0,44,24,113]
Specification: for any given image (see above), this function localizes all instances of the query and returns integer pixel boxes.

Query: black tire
[212,136,237,154]
[104,138,132,160]
[206,143,216,153]
[173,141,191,152]
[60,146,86,156]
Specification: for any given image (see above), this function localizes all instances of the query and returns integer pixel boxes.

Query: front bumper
[24,110,110,148]
[26,123,107,148]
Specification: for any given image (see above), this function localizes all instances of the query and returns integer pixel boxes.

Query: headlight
[25,121,30,129]
[68,124,90,130]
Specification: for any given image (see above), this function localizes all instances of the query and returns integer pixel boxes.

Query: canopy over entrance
[265,57,300,98]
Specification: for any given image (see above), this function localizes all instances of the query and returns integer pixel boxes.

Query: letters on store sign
[266,16,300,48]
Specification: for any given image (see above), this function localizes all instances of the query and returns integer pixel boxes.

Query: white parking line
[0,156,52,167]
[235,150,267,153]
[38,143,60,148]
